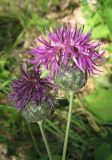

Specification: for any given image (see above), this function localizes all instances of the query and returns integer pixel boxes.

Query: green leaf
[106,44,112,53]
[53,155,61,160]
[92,24,110,39]
[107,155,112,160]
[95,75,112,88]
[104,7,112,33]
[85,88,112,122]
[0,135,8,143]
[40,69,49,78]
[95,143,112,160]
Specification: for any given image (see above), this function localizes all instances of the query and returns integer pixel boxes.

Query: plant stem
[27,122,41,156]
[38,121,53,160]
[62,91,74,160]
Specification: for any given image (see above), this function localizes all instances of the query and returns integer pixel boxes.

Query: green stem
[38,121,53,160]
[62,91,74,160]
[27,123,41,156]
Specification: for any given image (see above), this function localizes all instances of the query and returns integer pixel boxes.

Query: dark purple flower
[9,64,56,110]
[30,23,104,77]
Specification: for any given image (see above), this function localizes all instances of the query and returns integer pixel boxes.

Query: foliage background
[0,0,112,159]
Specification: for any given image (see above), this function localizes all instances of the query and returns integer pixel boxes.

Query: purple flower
[9,64,56,110]
[30,23,104,77]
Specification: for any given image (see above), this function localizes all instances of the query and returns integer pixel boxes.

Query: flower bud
[22,101,54,122]
[55,68,87,92]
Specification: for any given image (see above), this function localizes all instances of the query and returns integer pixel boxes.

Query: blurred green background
[0,0,112,159]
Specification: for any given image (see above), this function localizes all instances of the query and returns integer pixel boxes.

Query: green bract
[55,68,87,92]
[22,101,54,122]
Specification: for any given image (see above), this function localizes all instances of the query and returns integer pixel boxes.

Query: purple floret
[30,23,104,77]
[9,64,56,110]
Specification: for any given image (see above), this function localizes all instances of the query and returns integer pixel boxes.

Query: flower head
[30,23,104,78]
[55,67,87,92]
[9,64,56,110]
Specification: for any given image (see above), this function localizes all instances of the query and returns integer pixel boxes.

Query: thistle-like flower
[9,64,57,122]
[30,23,104,78]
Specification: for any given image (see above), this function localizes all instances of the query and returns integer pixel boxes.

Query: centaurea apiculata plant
[9,22,104,160]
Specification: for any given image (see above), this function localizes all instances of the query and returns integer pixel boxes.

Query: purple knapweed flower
[30,23,104,78]
[9,64,56,110]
